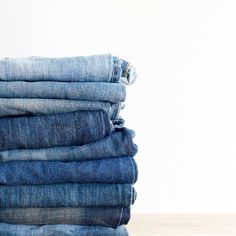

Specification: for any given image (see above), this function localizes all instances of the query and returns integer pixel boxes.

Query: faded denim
[0,98,122,120]
[0,184,136,208]
[0,128,137,162]
[0,223,128,236]
[0,157,138,185]
[0,82,125,103]
[0,54,136,85]
[0,111,112,150]
[0,207,130,227]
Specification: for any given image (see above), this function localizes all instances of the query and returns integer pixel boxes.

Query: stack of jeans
[0,54,138,236]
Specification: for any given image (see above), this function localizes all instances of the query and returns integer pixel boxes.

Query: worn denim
[0,184,136,208]
[0,157,138,185]
[0,128,137,162]
[0,82,125,103]
[0,54,136,85]
[0,111,112,151]
[0,98,122,120]
[0,223,128,236]
[0,207,130,227]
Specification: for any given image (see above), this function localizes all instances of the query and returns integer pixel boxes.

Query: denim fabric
[0,111,112,151]
[0,184,136,208]
[0,54,136,85]
[0,157,138,185]
[0,128,137,162]
[0,82,126,103]
[0,223,128,236]
[0,98,121,120]
[0,207,130,227]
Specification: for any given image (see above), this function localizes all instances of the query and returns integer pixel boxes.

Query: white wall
[0,0,236,213]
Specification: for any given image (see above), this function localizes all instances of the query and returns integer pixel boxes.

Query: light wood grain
[127,214,236,236]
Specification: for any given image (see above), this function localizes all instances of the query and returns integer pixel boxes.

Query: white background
[1,0,236,213]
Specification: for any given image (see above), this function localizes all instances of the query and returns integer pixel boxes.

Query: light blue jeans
[0,223,128,236]
[0,98,122,120]
[0,82,125,102]
[0,54,136,85]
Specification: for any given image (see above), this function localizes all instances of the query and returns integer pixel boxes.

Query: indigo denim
[0,157,138,185]
[0,207,130,227]
[0,111,112,150]
[0,54,136,85]
[0,82,125,103]
[0,98,121,120]
[0,128,137,162]
[0,223,128,236]
[0,184,136,208]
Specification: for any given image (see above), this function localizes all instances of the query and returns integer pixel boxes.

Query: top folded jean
[0,54,136,84]
[0,110,112,150]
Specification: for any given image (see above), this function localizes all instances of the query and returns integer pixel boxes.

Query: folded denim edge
[111,56,137,85]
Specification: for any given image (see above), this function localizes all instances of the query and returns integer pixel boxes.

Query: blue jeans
[0,223,128,236]
[0,110,112,150]
[0,184,136,208]
[0,98,122,120]
[0,207,130,227]
[0,157,138,185]
[0,82,125,102]
[0,54,136,85]
[0,128,137,162]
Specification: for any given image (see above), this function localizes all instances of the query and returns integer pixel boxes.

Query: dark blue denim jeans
[0,128,137,162]
[0,110,112,150]
[0,184,136,208]
[0,157,138,185]
[0,207,130,227]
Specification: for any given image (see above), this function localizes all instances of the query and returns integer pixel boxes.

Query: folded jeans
[0,223,128,236]
[0,128,137,162]
[0,110,112,150]
[0,98,122,120]
[0,184,136,208]
[0,82,126,103]
[0,157,138,185]
[0,54,136,85]
[0,207,130,227]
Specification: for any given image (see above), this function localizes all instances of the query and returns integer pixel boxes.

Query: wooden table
[127,214,236,236]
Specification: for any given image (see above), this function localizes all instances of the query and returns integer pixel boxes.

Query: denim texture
[0,82,125,103]
[0,157,138,185]
[0,110,112,150]
[0,128,137,162]
[0,98,121,120]
[0,223,128,236]
[0,184,136,208]
[0,54,136,85]
[0,207,130,227]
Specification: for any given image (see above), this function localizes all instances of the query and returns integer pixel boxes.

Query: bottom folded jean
[0,207,130,227]
[0,223,128,236]
[0,184,136,208]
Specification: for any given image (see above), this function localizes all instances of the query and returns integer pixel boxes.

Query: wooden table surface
[127,214,236,236]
